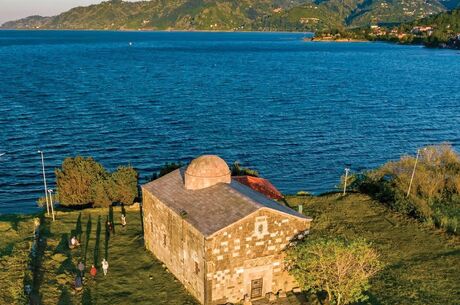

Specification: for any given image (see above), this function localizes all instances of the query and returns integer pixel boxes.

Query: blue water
[0,30,459,214]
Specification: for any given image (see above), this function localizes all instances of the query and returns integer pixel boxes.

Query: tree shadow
[139,203,144,235]
[109,206,115,234]
[93,216,101,267]
[104,216,110,260]
[75,213,83,240]
[30,214,49,305]
[57,287,72,305]
[82,287,93,305]
[57,248,75,274]
[55,233,70,254]
[83,215,92,264]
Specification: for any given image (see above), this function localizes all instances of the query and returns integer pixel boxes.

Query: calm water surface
[0,30,459,213]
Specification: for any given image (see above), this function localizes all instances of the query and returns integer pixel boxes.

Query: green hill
[1,0,459,31]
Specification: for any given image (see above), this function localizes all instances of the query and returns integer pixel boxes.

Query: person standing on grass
[75,275,83,291]
[77,261,85,277]
[102,258,109,276]
[121,214,127,227]
[90,264,97,278]
[106,220,114,235]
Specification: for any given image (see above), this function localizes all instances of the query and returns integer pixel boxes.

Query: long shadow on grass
[109,206,115,234]
[82,287,93,305]
[55,233,69,254]
[83,215,92,264]
[30,214,49,305]
[93,216,101,267]
[57,287,72,305]
[75,213,83,241]
[104,216,110,260]
[139,203,144,235]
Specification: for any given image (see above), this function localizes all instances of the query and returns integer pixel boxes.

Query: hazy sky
[0,0,139,24]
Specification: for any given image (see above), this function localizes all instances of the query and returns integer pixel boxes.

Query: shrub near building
[346,144,460,233]
[55,156,138,208]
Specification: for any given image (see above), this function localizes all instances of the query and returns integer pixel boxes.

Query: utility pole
[48,189,55,221]
[407,148,424,197]
[343,168,350,196]
[38,150,50,215]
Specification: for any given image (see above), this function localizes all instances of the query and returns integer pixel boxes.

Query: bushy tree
[150,161,183,181]
[55,156,109,206]
[111,166,138,205]
[346,144,460,233]
[286,237,382,305]
[55,156,138,208]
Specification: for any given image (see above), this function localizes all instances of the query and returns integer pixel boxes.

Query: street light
[343,168,350,196]
[406,148,426,197]
[38,150,50,215]
[48,189,55,221]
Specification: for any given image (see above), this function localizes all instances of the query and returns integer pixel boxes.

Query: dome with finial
[184,155,231,190]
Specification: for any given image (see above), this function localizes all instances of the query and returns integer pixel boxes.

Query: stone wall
[142,189,206,303]
[204,209,311,304]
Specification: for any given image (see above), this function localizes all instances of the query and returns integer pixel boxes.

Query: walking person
[74,275,83,292]
[77,261,85,277]
[90,264,97,278]
[102,258,109,276]
[121,214,127,227]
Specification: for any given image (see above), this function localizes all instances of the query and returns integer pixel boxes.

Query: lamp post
[38,150,50,215]
[407,148,425,198]
[343,168,350,196]
[48,189,55,221]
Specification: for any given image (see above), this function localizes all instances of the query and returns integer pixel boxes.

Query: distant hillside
[2,0,459,31]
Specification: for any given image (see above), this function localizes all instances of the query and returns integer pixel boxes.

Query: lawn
[0,214,36,304]
[285,193,460,305]
[28,206,198,305]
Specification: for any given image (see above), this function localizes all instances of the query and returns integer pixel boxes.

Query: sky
[0,0,139,25]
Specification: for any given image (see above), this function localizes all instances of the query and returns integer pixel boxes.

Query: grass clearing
[31,206,198,305]
[0,214,36,304]
[286,193,460,305]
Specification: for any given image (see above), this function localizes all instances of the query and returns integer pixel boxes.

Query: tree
[111,166,138,205]
[286,237,382,305]
[55,156,109,206]
[55,156,139,208]
[150,161,183,181]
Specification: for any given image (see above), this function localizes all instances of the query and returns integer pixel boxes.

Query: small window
[163,234,167,247]
[194,261,200,275]
[258,224,264,234]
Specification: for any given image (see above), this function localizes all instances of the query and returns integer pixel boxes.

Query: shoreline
[0,28,312,35]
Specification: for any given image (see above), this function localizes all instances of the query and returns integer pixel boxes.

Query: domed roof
[184,155,231,190]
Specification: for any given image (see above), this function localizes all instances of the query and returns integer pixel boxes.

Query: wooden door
[251,278,263,299]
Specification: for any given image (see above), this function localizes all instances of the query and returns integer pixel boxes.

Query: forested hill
[2,0,460,32]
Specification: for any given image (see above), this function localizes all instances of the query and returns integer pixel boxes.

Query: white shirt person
[102,258,109,276]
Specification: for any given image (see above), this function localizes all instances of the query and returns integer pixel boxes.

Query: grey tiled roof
[142,168,310,237]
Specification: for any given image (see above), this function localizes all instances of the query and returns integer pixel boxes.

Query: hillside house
[142,155,311,304]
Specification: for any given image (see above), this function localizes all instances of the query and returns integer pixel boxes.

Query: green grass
[0,214,37,304]
[285,193,460,305]
[29,207,198,305]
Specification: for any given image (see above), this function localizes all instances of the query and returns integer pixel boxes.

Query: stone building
[142,155,311,304]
